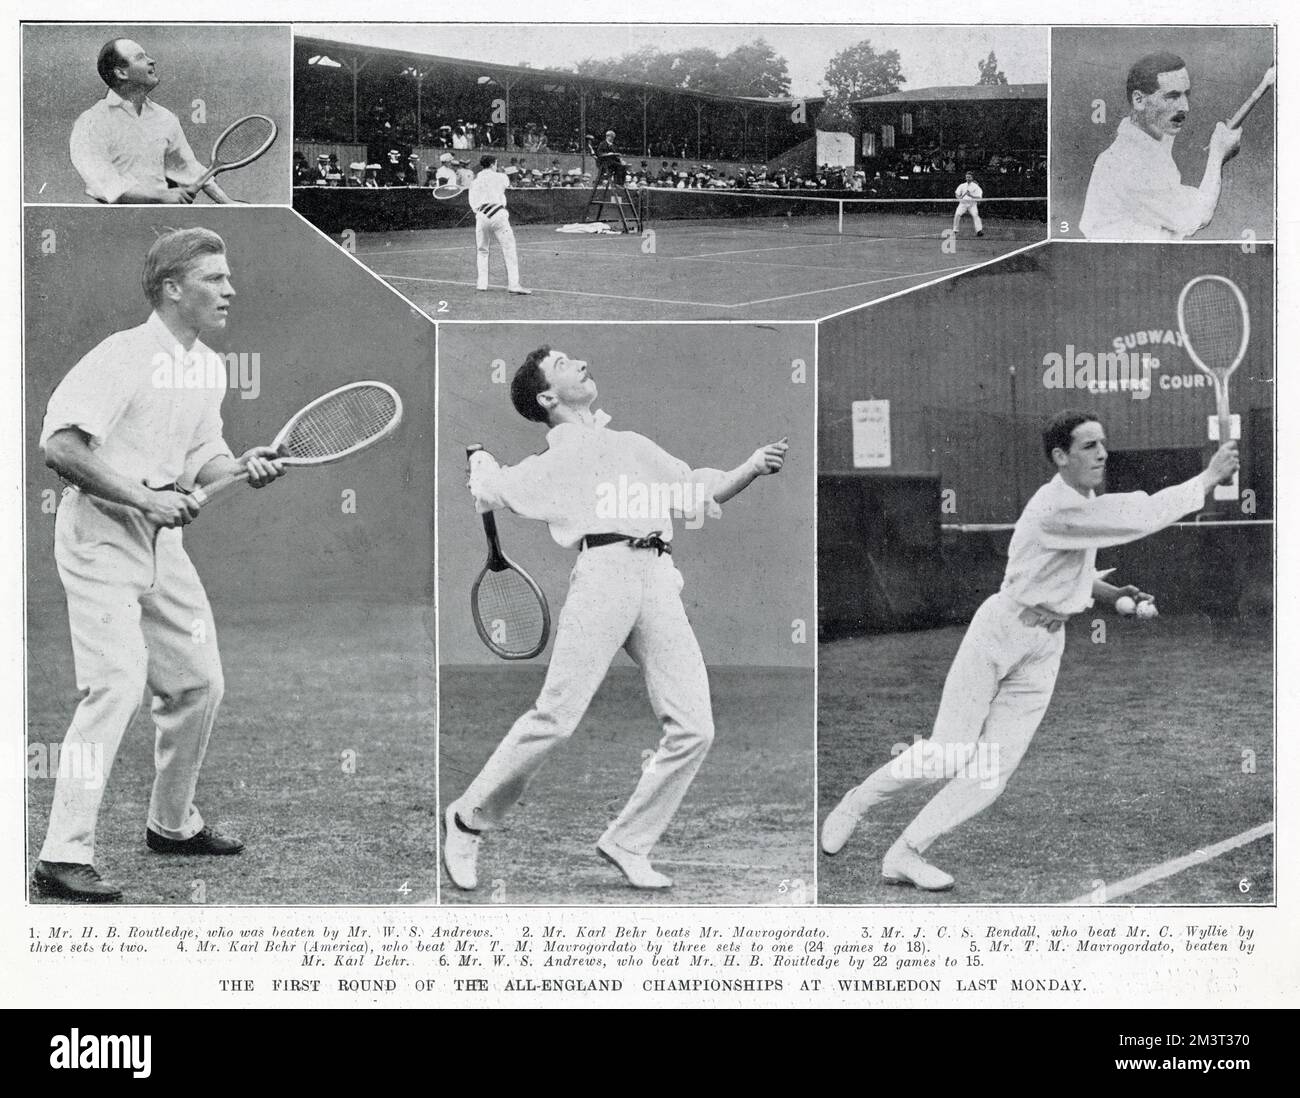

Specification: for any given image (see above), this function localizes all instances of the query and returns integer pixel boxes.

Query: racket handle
[191,470,250,508]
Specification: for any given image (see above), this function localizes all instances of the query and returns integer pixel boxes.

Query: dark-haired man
[443,348,789,892]
[70,38,234,204]
[467,154,530,295]
[821,411,1239,891]
[31,228,285,901]
[1079,52,1242,240]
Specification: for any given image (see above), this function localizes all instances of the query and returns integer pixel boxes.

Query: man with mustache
[1079,52,1241,240]
[70,38,234,205]
[820,411,1239,891]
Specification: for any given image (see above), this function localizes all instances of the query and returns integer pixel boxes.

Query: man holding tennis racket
[468,154,531,295]
[1079,52,1243,240]
[31,228,286,902]
[952,172,985,237]
[70,39,235,205]
[443,347,788,891]
[821,410,1239,891]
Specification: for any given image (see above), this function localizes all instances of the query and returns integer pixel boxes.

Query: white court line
[1067,822,1275,905]
[657,860,785,871]
[731,264,970,308]
[375,271,733,309]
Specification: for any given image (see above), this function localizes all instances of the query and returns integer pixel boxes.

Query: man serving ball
[821,410,1239,891]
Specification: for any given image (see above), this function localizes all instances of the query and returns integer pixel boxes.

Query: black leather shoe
[32,860,122,902]
[146,825,244,855]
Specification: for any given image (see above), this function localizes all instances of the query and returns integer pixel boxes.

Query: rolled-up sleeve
[40,342,133,449]
[69,112,129,204]
[1039,476,1205,550]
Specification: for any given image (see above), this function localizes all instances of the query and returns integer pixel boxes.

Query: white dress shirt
[41,312,233,489]
[1079,116,1210,240]
[955,181,983,203]
[468,168,510,213]
[69,90,206,204]
[469,413,726,548]
[1001,472,1205,616]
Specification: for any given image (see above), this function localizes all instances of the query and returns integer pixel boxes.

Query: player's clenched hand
[1203,441,1239,488]
[1209,122,1243,163]
[239,446,288,488]
[749,437,789,476]
[142,489,201,528]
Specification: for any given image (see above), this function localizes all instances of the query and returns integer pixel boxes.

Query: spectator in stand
[363,164,381,188]
[345,161,366,187]
[456,160,475,189]
[452,120,471,151]
[325,154,344,186]
[292,151,313,185]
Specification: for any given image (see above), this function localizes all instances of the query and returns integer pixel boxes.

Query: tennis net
[638,187,1047,241]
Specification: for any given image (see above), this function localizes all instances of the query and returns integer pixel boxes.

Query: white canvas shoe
[443,804,482,891]
[596,836,672,890]
[821,789,868,855]
[882,839,954,891]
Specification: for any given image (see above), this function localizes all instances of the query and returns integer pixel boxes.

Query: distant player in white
[1079,52,1242,240]
[821,410,1239,891]
[953,172,984,236]
[467,153,530,295]
[442,347,788,891]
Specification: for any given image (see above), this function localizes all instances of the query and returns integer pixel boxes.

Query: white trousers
[456,543,715,855]
[39,489,223,864]
[849,591,1065,853]
[475,208,523,290]
[953,200,983,232]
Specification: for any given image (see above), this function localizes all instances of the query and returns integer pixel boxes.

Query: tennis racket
[1204,65,1275,150]
[432,184,464,200]
[190,381,403,507]
[192,115,279,190]
[467,445,551,660]
[1177,275,1248,500]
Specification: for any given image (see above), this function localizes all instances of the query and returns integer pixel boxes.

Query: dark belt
[581,532,671,556]
[476,203,505,217]
[1018,605,1067,632]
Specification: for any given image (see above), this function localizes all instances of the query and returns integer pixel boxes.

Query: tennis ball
[1136,600,1158,620]
[1115,595,1136,615]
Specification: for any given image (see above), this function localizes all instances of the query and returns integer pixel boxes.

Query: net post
[838,200,844,235]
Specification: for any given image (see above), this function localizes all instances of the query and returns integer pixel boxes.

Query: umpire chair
[586,155,643,234]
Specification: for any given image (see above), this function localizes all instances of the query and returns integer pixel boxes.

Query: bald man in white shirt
[443,347,788,891]
[821,410,1239,891]
[467,154,529,295]
[70,38,234,205]
[1079,52,1241,240]
[32,227,284,902]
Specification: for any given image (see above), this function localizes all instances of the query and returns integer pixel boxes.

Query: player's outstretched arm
[1192,123,1244,232]
[1199,440,1240,493]
[711,437,789,505]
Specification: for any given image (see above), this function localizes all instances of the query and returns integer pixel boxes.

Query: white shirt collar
[546,408,611,445]
[1117,114,1175,156]
[104,88,154,114]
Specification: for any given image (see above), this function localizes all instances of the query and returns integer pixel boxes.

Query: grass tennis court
[26,599,436,906]
[346,206,1045,322]
[439,666,815,906]
[818,615,1274,906]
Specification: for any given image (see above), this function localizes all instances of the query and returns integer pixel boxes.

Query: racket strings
[1183,281,1245,371]
[214,118,276,166]
[284,386,399,460]
[475,571,547,656]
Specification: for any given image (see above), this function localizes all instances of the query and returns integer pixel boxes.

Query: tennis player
[443,347,789,891]
[70,39,234,205]
[31,227,285,902]
[821,410,1239,891]
[953,172,985,236]
[1079,52,1242,240]
[468,154,530,295]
